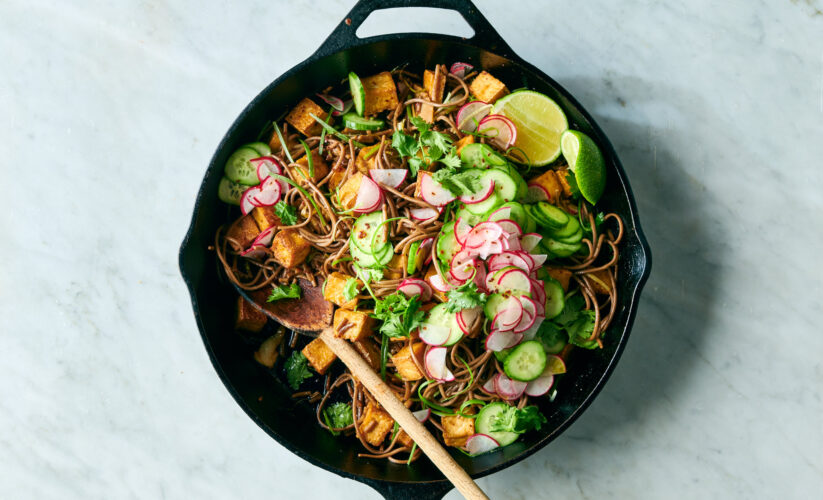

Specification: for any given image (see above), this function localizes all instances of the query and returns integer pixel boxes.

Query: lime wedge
[560,130,606,204]
[492,90,568,166]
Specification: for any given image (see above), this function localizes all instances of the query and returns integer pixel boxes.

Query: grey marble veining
[0,0,821,498]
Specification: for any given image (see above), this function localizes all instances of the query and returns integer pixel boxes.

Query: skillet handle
[313,0,515,60]
[360,478,454,500]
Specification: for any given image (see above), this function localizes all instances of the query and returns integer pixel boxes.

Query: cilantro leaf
[488,405,547,434]
[274,201,298,226]
[322,402,354,435]
[540,293,600,350]
[342,278,360,301]
[284,351,313,390]
[431,167,483,197]
[372,291,426,338]
[444,281,488,313]
[410,116,429,134]
[553,294,585,326]
[267,282,301,302]
[407,156,426,178]
[391,129,419,158]
[440,151,462,169]
[566,309,598,349]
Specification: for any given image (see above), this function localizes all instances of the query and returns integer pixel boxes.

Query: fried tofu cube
[455,135,475,155]
[235,296,267,333]
[382,253,406,280]
[335,171,363,211]
[441,415,475,447]
[469,71,509,104]
[285,97,329,136]
[359,401,395,446]
[270,229,311,269]
[355,143,380,174]
[226,215,261,250]
[333,308,375,342]
[362,72,400,116]
[423,66,447,103]
[251,205,282,232]
[291,150,329,187]
[586,269,613,295]
[267,129,284,153]
[546,268,573,292]
[555,167,575,198]
[529,170,563,202]
[418,103,435,124]
[353,338,381,371]
[424,265,448,302]
[328,167,347,191]
[301,338,337,374]
[323,271,361,309]
[391,342,426,381]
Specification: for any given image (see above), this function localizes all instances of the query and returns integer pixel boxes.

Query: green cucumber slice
[532,202,569,230]
[465,190,502,215]
[475,402,519,447]
[407,240,421,274]
[217,176,248,205]
[481,168,521,203]
[351,212,387,253]
[425,303,463,346]
[555,227,583,244]
[543,238,581,257]
[350,242,393,268]
[543,278,565,319]
[483,291,528,320]
[455,206,484,226]
[342,112,385,131]
[459,143,507,168]
[504,340,547,381]
[550,214,580,239]
[225,147,263,186]
[435,224,460,270]
[349,72,366,116]
[246,142,272,156]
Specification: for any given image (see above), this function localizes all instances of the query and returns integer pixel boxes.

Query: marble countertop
[1,0,821,498]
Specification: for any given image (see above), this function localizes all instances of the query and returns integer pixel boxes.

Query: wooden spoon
[241,279,489,500]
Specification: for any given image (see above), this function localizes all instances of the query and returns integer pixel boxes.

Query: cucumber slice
[550,214,580,239]
[475,402,519,447]
[425,303,463,346]
[555,227,583,244]
[407,240,421,274]
[481,168,521,204]
[460,143,507,168]
[465,190,502,215]
[246,142,272,156]
[351,212,387,253]
[539,323,567,354]
[483,291,528,320]
[351,241,393,268]
[454,205,484,226]
[493,348,513,362]
[489,201,528,229]
[488,266,532,295]
[217,176,248,205]
[532,202,569,231]
[342,112,385,131]
[543,238,581,257]
[435,224,460,270]
[225,147,263,186]
[349,72,366,116]
[543,278,565,319]
[503,340,547,381]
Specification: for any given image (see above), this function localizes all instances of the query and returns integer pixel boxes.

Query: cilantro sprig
[322,402,354,435]
[267,282,301,302]
[273,201,298,226]
[371,291,426,339]
[391,116,456,176]
[443,281,488,313]
[488,405,547,434]
[431,167,482,197]
[284,351,313,390]
[538,294,599,349]
[342,277,361,302]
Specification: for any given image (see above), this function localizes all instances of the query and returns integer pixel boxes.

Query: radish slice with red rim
[412,408,431,423]
[453,217,473,247]
[523,183,550,203]
[425,346,454,381]
[456,306,482,335]
[419,237,435,266]
[456,101,492,132]
[494,296,524,328]
[478,114,517,149]
[495,219,522,237]
[315,93,345,113]
[513,297,537,333]
[520,318,543,341]
[487,206,512,221]
[529,279,546,306]
[449,61,474,78]
[466,434,500,455]
[485,329,523,351]
[397,281,424,297]
[240,186,263,215]
[524,374,554,397]
[458,176,495,204]
[501,234,522,252]
[252,156,284,182]
[410,207,441,223]
[419,323,451,346]
[353,176,383,213]
[399,278,432,301]
[520,233,542,253]
[494,373,527,400]
[369,169,408,189]
[332,99,353,117]
[488,251,531,273]
[481,377,497,395]
[530,254,548,268]
[428,273,453,293]
[472,261,487,291]
[419,172,456,206]
[514,251,536,271]
[252,177,282,206]
[239,244,267,260]
[251,226,276,248]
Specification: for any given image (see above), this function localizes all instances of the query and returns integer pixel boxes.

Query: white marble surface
[1,0,821,498]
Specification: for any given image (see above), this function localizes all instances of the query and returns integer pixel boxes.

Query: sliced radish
[453,217,473,247]
[481,377,497,395]
[501,234,522,252]
[530,254,548,268]
[488,267,531,295]
[464,222,504,249]
[474,239,504,260]
[524,374,554,397]
[458,176,495,204]
[496,219,522,237]
[410,207,441,222]
[523,183,550,203]
[466,434,500,455]
[520,233,542,253]
[353,176,383,213]
[515,251,536,271]
[513,297,537,333]
[456,101,492,133]
[520,318,543,341]
[419,237,435,266]
[252,177,282,206]
[494,373,528,400]
[240,186,263,215]
[477,114,517,149]
[472,261,487,291]
[332,99,353,117]
[369,169,408,189]
[494,296,524,328]
[412,408,431,423]
[428,273,453,293]
[485,329,523,351]
[419,323,451,346]
[251,226,276,248]
[397,281,424,297]
[488,251,531,274]
[252,156,284,182]
[399,278,432,301]
[239,244,268,260]
[449,250,477,283]
[449,61,474,79]
[530,279,546,306]
[487,206,512,222]
[315,93,345,113]
[419,172,456,206]
[425,346,454,381]
[456,307,483,335]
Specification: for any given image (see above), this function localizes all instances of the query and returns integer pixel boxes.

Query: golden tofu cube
[235,296,267,333]
[359,401,395,446]
[423,66,446,103]
[251,205,283,232]
[355,143,380,174]
[328,167,347,191]
[529,170,563,202]
[226,214,261,250]
[441,414,475,447]
[469,71,509,104]
[545,268,573,292]
[353,338,381,372]
[333,308,375,342]
[335,171,364,211]
[586,269,613,295]
[418,103,435,124]
[396,428,414,448]
[323,271,361,309]
[291,150,329,187]
[270,229,312,269]
[285,97,329,137]
[362,72,400,116]
[301,337,337,374]
[267,129,283,153]
[424,265,448,302]
[382,253,406,280]
[454,135,475,155]
[555,167,575,198]
[391,342,426,381]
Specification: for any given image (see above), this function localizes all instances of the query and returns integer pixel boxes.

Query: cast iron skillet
[179,0,652,498]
